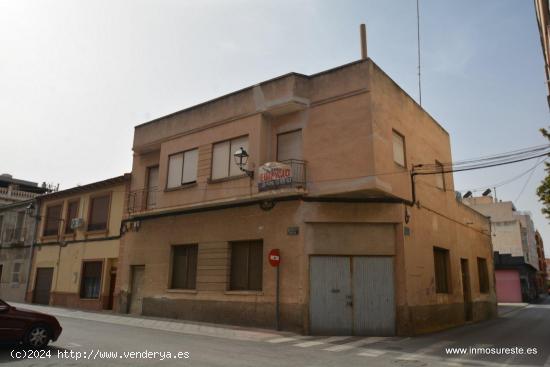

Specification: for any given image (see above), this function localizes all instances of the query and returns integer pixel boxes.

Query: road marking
[324,337,387,352]
[267,336,308,344]
[66,343,81,348]
[294,336,352,348]
[357,349,386,357]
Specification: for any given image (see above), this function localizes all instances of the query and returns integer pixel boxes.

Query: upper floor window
[435,160,446,191]
[392,130,406,167]
[212,136,248,180]
[14,211,25,240]
[65,200,79,234]
[88,194,110,231]
[167,149,198,189]
[43,204,62,236]
[277,129,303,161]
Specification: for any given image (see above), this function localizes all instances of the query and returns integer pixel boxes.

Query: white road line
[324,337,388,352]
[267,337,308,344]
[357,349,386,357]
[294,336,352,348]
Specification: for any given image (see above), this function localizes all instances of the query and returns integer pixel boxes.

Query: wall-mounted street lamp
[233,147,254,178]
[25,202,41,219]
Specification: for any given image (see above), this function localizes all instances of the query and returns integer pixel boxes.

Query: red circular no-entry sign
[268,249,281,267]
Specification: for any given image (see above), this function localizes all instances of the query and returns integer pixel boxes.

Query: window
[170,245,198,289]
[211,136,249,180]
[146,166,159,208]
[80,261,102,299]
[392,130,406,167]
[230,240,263,291]
[11,262,21,283]
[167,149,198,189]
[65,200,79,234]
[0,264,3,282]
[435,160,446,190]
[434,247,451,293]
[14,211,25,241]
[277,130,303,161]
[88,194,110,231]
[0,216,3,244]
[43,204,62,236]
[477,257,489,293]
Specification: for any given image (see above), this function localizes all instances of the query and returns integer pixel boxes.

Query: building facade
[0,200,40,302]
[26,175,129,310]
[0,174,48,302]
[535,0,550,109]
[463,196,541,302]
[535,231,547,294]
[0,174,47,206]
[115,59,496,336]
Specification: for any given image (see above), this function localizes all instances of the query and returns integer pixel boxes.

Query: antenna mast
[417,0,422,106]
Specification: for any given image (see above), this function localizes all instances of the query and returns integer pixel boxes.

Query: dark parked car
[0,299,62,348]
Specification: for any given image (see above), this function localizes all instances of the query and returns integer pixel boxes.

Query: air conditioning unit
[70,218,85,230]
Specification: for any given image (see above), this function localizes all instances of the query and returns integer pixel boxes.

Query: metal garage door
[310,256,395,336]
[33,267,53,305]
[353,257,395,335]
[309,257,352,335]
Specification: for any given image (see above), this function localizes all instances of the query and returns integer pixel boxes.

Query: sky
[1,1,549,254]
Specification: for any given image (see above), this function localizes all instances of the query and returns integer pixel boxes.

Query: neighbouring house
[535,231,547,295]
[26,174,129,310]
[115,57,496,336]
[0,174,48,302]
[0,174,47,206]
[535,0,550,110]
[0,199,40,302]
[463,196,541,302]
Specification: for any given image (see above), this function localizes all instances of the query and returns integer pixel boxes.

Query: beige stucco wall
[119,59,496,334]
[28,180,126,309]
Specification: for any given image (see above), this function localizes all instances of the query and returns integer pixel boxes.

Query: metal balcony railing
[126,160,307,214]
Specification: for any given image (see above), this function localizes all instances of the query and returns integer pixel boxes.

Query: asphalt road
[1,299,550,366]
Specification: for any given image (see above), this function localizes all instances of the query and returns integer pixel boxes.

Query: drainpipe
[24,200,40,303]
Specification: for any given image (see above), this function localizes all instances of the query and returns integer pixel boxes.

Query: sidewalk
[10,302,291,342]
[497,302,529,316]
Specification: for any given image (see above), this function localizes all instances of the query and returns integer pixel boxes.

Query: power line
[458,158,547,193]
[515,157,544,203]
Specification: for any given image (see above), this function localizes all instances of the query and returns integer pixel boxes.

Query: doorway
[309,256,395,336]
[33,268,54,305]
[461,259,473,322]
[129,265,145,314]
[106,267,117,310]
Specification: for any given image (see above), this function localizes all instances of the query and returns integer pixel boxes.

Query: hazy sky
[1,1,549,253]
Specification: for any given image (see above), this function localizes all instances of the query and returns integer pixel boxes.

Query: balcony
[1,227,25,246]
[126,159,307,215]
[0,187,39,201]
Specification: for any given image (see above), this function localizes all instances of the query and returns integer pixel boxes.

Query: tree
[536,128,550,220]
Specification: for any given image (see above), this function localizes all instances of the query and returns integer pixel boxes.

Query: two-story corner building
[463,196,541,302]
[116,58,496,336]
[27,174,129,311]
[0,199,40,302]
